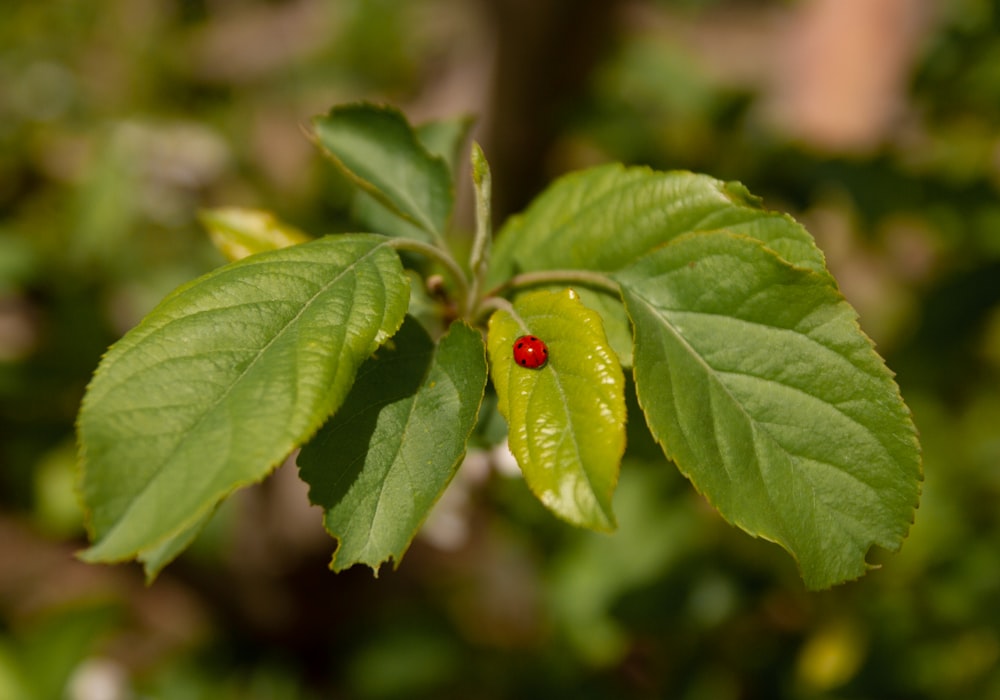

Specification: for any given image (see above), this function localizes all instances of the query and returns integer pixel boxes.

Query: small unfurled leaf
[298,318,487,573]
[312,103,453,240]
[487,289,626,531]
[199,207,310,261]
[615,231,921,589]
[77,235,410,567]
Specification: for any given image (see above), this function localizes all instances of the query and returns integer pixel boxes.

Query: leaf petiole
[488,269,621,301]
[474,295,522,327]
[388,237,471,309]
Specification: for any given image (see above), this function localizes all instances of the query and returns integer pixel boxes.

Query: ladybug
[513,335,548,369]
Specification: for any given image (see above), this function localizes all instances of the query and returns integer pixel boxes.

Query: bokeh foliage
[2,0,1000,698]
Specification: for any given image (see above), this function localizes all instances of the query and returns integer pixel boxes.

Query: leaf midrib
[638,298,893,448]
[529,330,617,524]
[629,286,803,539]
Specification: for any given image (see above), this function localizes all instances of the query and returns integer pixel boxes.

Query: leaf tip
[721,179,764,208]
[471,141,490,185]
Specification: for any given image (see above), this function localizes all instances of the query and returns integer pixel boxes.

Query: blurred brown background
[3,1,1000,698]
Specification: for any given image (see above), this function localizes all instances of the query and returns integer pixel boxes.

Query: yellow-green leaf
[487,289,626,531]
[199,207,309,261]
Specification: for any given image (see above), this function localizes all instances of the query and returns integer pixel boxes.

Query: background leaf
[77,234,409,566]
[615,231,921,589]
[298,318,487,573]
[198,207,310,262]
[312,103,454,240]
[487,289,626,531]
[9,603,119,700]
[489,164,828,283]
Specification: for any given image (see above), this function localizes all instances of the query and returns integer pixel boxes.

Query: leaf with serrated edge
[489,164,828,286]
[312,103,453,239]
[77,234,409,565]
[615,231,921,589]
[298,318,487,573]
[487,289,626,531]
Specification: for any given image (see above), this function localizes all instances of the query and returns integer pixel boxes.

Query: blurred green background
[2,0,1000,698]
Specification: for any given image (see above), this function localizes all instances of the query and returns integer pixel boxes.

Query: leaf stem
[488,269,621,300]
[475,294,515,318]
[388,238,470,305]
[475,270,621,323]
[475,295,530,330]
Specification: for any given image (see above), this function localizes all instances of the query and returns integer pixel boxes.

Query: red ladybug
[513,335,548,369]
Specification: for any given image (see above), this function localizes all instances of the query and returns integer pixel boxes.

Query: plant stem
[467,142,493,317]
[489,269,621,299]
[474,295,529,329]
[473,269,621,325]
[388,238,470,306]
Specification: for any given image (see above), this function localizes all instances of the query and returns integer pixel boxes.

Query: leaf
[521,286,634,367]
[199,207,310,262]
[297,318,487,573]
[489,164,829,284]
[487,289,626,531]
[77,234,410,566]
[351,191,430,241]
[312,103,453,240]
[351,115,473,242]
[615,231,921,589]
[138,508,214,581]
[415,115,475,171]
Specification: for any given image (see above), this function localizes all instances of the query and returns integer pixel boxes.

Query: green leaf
[615,231,921,589]
[77,234,410,566]
[312,103,453,240]
[138,508,214,581]
[351,116,473,242]
[489,164,828,284]
[487,289,626,531]
[199,207,310,262]
[298,317,487,573]
[352,192,430,241]
[415,115,475,172]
